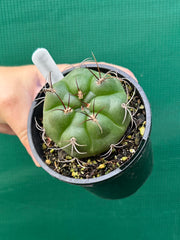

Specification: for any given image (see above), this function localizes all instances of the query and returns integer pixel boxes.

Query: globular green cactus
[43,67,130,158]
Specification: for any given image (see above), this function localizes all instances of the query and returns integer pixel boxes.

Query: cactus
[43,66,131,158]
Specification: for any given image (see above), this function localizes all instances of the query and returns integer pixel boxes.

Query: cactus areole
[43,67,131,158]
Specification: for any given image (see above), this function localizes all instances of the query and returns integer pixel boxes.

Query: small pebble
[50,149,54,153]
[87,159,92,164]
[130,149,135,153]
[45,159,51,165]
[139,126,145,136]
[139,105,144,109]
[42,143,47,150]
[105,170,111,175]
[97,163,106,169]
[72,171,79,178]
[121,156,128,161]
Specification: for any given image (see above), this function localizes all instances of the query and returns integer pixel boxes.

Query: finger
[57,64,72,72]
[0,123,15,135]
[18,129,41,167]
[26,145,41,167]
[98,62,137,81]
[57,63,137,81]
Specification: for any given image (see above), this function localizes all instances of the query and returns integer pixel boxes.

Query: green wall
[0,1,179,239]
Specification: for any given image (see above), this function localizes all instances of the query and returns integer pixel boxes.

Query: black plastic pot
[28,63,153,199]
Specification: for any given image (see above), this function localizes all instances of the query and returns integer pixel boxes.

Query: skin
[0,63,136,167]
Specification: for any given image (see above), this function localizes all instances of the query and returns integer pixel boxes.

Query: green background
[0,0,179,239]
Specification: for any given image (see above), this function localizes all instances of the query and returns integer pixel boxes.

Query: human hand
[0,64,67,166]
[0,63,136,167]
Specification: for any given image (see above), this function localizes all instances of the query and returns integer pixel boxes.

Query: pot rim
[28,63,152,185]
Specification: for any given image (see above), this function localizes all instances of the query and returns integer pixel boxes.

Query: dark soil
[41,81,146,179]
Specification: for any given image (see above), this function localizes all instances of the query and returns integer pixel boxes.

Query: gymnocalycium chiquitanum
[43,64,132,159]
